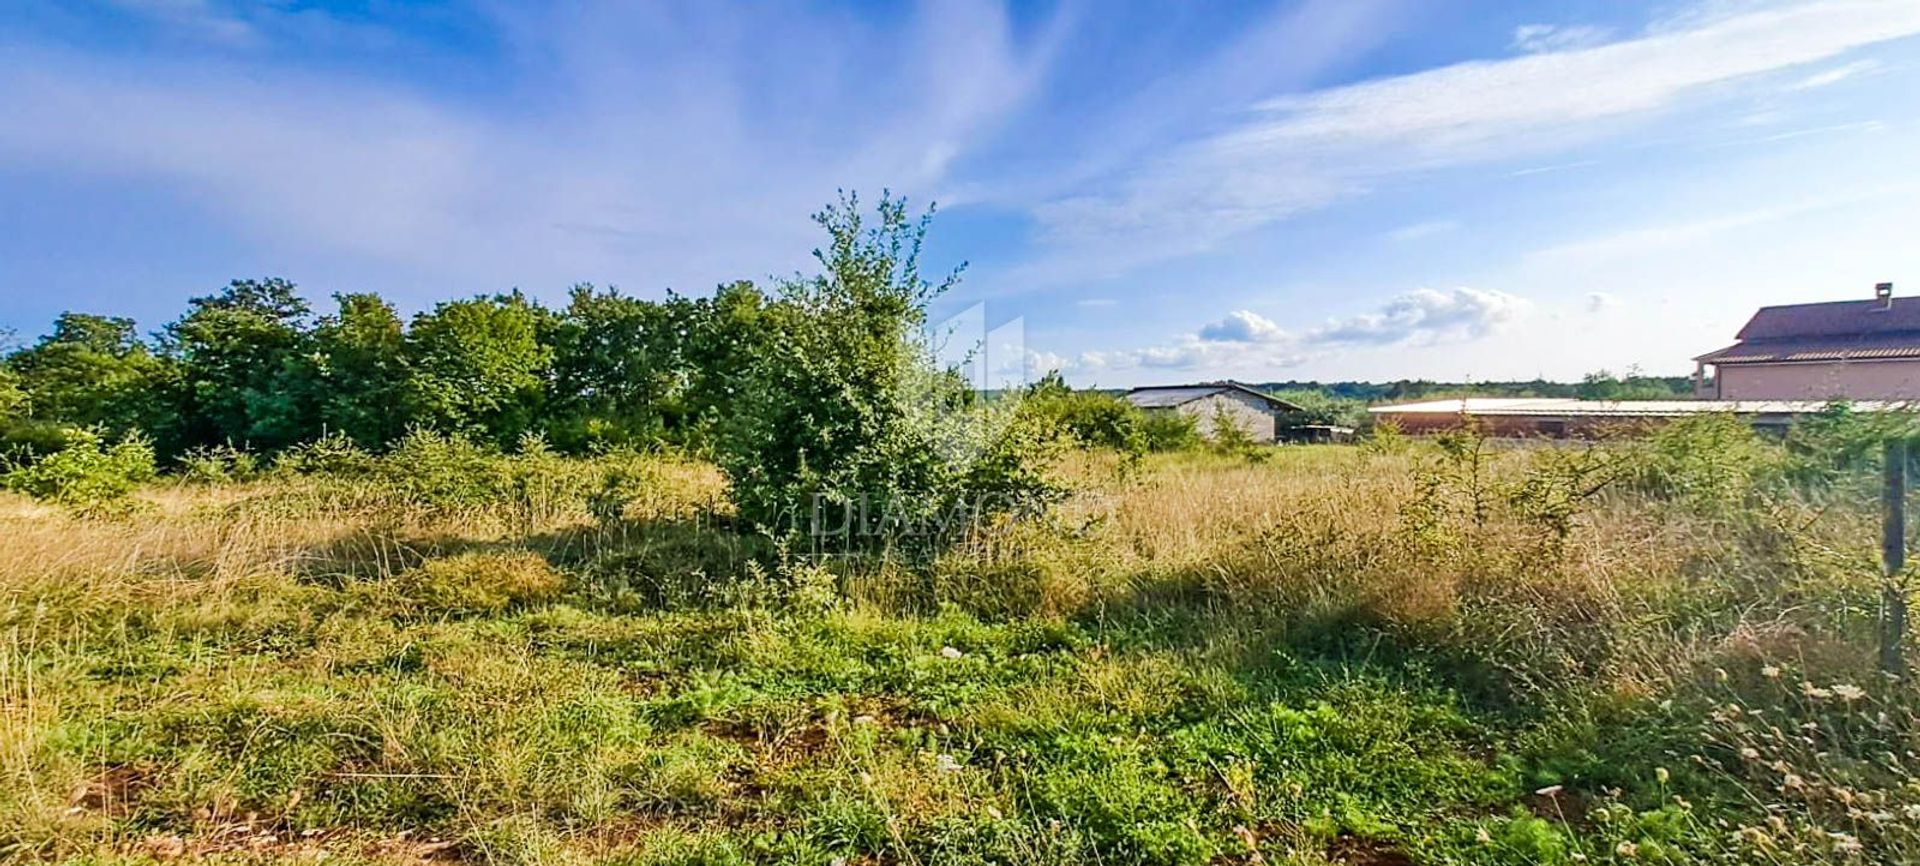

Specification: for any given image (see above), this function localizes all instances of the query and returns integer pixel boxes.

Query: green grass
[5,438,1918,864]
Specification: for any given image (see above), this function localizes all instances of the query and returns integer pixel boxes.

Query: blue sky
[2,0,1918,386]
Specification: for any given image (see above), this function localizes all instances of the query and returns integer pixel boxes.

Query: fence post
[1882,437,1908,676]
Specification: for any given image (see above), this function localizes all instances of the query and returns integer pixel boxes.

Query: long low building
[1370,397,1911,437]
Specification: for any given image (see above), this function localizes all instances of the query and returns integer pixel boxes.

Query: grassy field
[4,434,1918,865]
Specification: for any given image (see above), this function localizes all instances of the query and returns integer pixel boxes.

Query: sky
[2,0,1918,387]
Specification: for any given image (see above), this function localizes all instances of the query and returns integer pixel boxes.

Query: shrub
[177,442,262,483]
[2,427,155,512]
[710,193,1060,552]
[271,431,376,476]
[1136,409,1199,452]
[397,550,565,614]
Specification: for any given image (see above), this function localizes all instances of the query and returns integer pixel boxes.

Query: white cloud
[1197,310,1288,343]
[1302,288,1528,347]
[1511,23,1613,54]
[1586,292,1618,313]
[1029,0,1920,278]
[0,2,1065,296]
[1065,287,1528,375]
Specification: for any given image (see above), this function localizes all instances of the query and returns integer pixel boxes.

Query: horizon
[4,0,1918,387]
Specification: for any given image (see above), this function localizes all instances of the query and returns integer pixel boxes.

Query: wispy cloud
[1792,58,1885,89]
[1065,287,1529,374]
[1511,23,1613,54]
[1027,0,1920,280]
[0,2,1065,296]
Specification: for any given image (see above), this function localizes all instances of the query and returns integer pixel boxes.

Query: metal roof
[1126,386,1228,408]
[1370,398,1916,417]
[1125,381,1305,411]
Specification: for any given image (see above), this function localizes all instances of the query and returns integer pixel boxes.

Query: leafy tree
[711,192,1056,546]
[404,291,553,445]
[1271,388,1367,428]
[0,363,23,422]
[1575,368,1685,401]
[304,293,410,448]
[1021,372,1146,452]
[161,278,314,451]
[670,280,769,445]
[6,313,169,435]
[546,285,681,450]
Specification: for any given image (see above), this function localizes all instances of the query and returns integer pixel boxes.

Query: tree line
[0,194,1075,540]
[1,275,766,459]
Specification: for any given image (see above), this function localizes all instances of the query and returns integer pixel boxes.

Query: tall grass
[3,421,1916,864]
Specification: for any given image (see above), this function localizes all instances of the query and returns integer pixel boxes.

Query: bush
[1,427,155,512]
[710,193,1060,552]
[1136,409,1199,452]
[396,550,565,614]
[271,431,377,476]
[177,442,262,483]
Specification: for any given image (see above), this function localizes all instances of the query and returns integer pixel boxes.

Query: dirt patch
[69,764,155,815]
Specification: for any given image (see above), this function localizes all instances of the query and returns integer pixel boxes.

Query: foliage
[1,426,155,511]
[709,192,1058,550]
[1574,368,1688,401]
[176,443,262,484]
[1020,372,1146,452]
[1135,408,1200,452]
[402,292,553,446]
[5,312,168,437]
[1270,388,1367,428]
[161,277,313,452]
[304,292,410,448]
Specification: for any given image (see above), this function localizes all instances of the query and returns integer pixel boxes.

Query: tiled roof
[1694,334,1920,364]
[1738,297,1920,340]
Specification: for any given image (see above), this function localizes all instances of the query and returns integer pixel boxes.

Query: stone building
[1124,381,1302,444]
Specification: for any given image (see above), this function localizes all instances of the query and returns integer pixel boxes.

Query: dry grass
[1,441,1912,864]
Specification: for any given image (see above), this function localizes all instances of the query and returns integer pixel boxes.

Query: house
[1694,283,1920,400]
[1369,397,1906,438]
[1125,381,1302,443]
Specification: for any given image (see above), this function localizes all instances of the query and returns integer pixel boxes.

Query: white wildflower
[939,646,964,659]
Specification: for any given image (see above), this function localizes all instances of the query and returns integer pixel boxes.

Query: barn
[1125,381,1303,444]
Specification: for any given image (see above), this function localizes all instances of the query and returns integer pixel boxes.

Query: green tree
[1271,388,1367,428]
[162,278,314,451]
[669,280,769,445]
[546,285,680,449]
[1576,368,1684,401]
[304,293,409,448]
[6,313,169,436]
[403,291,553,445]
[712,192,1056,547]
